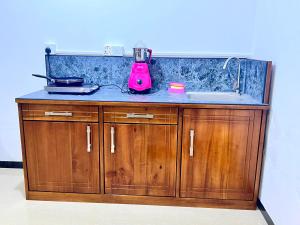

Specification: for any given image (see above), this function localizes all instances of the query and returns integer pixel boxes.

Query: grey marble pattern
[46,55,268,103]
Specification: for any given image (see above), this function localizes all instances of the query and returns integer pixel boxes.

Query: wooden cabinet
[22,104,99,122]
[17,102,267,209]
[103,106,178,197]
[103,106,178,124]
[23,120,100,193]
[180,109,262,200]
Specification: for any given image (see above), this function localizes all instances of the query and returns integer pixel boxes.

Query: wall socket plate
[44,42,57,54]
[104,45,112,56]
[104,45,124,56]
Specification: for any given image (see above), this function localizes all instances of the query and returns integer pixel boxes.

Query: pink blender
[128,43,152,93]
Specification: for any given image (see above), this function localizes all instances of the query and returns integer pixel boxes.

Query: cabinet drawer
[22,104,99,122]
[104,106,178,124]
[184,109,255,121]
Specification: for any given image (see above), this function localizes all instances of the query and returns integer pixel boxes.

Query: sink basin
[186,91,243,101]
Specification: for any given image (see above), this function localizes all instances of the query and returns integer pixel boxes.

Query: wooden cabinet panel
[24,121,100,193]
[103,106,178,124]
[104,123,177,196]
[180,109,262,200]
[17,101,267,209]
[22,104,98,122]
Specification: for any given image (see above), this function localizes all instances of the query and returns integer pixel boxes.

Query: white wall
[2,0,257,54]
[252,0,300,224]
[0,0,257,161]
[1,1,299,223]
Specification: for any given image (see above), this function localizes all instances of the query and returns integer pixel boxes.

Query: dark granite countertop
[16,87,268,107]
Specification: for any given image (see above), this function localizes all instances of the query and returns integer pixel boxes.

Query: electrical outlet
[104,45,112,56]
[104,44,124,56]
[44,42,57,54]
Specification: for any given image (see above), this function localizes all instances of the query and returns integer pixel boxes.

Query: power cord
[99,83,160,95]
[45,48,52,77]
[99,83,131,94]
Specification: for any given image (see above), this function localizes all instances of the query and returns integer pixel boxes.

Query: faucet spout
[223,57,241,95]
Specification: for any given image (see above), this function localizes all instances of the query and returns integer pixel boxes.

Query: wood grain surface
[104,123,177,197]
[180,109,262,200]
[103,106,178,124]
[24,121,100,193]
[22,104,98,122]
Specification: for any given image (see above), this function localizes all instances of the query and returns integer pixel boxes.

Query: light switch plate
[104,44,124,56]
[104,45,112,56]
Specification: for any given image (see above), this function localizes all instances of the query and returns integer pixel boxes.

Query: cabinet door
[104,123,177,196]
[180,109,261,200]
[24,121,99,193]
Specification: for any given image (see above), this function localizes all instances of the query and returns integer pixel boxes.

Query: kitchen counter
[15,57,272,209]
[16,87,269,109]
[16,85,270,209]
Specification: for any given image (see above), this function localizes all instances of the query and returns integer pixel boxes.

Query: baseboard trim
[257,199,275,225]
[0,161,23,168]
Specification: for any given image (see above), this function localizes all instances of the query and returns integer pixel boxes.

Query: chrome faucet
[223,57,241,95]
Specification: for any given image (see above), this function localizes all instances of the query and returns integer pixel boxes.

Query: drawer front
[104,106,178,124]
[183,109,255,121]
[22,104,99,122]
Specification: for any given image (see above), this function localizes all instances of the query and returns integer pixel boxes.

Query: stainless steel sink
[186,91,243,101]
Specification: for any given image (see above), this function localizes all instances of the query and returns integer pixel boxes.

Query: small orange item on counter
[168,82,185,94]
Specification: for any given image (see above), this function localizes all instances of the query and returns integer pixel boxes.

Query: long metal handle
[87,125,91,153]
[45,111,73,117]
[126,113,154,119]
[32,74,55,83]
[189,129,195,157]
[111,127,115,154]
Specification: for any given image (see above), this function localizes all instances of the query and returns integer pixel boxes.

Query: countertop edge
[15,98,270,110]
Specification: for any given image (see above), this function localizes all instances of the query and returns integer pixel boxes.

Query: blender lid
[134,40,147,49]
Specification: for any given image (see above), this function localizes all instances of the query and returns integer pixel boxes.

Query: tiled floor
[0,168,267,225]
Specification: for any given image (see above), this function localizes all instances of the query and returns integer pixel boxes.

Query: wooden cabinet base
[17,102,269,210]
[27,191,257,209]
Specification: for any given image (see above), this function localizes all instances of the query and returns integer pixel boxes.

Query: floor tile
[0,168,267,225]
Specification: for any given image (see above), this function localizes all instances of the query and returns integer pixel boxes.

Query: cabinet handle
[45,111,73,117]
[87,125,91,153]
[126,113,154,119]
[189,129,195,157]
[111,127,115,154]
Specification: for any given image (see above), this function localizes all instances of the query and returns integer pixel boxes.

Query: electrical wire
[99,83,160,95]
[46,50,52,77]
[99,83,131,94]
